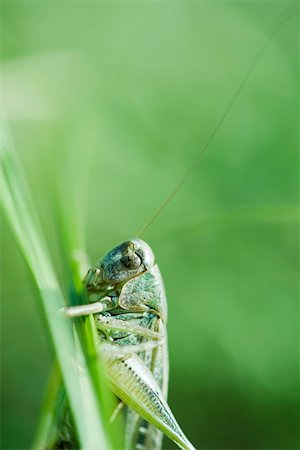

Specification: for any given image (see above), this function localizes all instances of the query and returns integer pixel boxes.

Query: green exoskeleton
[62,239,195,450]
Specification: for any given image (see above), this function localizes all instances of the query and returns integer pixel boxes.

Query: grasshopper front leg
[60,296,115,317]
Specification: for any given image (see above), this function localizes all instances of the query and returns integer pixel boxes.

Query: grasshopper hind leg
[124,337,168,450]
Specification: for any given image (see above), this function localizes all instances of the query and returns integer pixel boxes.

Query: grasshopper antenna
[137,6,295,238]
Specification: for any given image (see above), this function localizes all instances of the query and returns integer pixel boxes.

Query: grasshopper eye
[120,252,142,270]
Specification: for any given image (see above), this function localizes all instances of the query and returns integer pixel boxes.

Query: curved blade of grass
[51,144,124,448]
[31,138,123,450]
[0,124,110,450]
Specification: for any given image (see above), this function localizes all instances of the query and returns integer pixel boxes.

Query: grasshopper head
[86,239,155,288]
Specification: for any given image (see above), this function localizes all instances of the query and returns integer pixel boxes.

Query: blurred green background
[1,1,298,449]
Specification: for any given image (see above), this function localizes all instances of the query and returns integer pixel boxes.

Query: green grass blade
[0,125,111,450]
[50,166,123,449]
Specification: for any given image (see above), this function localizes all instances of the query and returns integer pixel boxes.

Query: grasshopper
[61,239,195,450]
[51,8,293,450]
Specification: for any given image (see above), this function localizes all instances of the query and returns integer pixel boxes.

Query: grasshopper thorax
[85,239,155,290]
